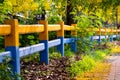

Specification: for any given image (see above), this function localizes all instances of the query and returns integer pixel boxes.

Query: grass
[74,41,120,80]
[67,48,111,79]
[111,46,120,54]
[75,62,111,80]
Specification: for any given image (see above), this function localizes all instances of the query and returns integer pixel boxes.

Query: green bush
[79,55,96,72]
[77,38,93,54]
[19,33,39,47]
[68,55,96,77]
[0,58,22,80]
[93,50,106,61]
[49,52,62,59]
[47,15,62,24]
[67,49,110,78]
[21,53,39,63]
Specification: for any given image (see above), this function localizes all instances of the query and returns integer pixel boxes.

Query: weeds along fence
[0,19,120,76]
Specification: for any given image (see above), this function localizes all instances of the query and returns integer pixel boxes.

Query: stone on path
[106,54,120,80]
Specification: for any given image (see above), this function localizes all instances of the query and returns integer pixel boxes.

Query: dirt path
[106,54,120,80]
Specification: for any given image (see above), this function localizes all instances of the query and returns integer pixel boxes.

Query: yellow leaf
[9,0,16,5]
[97,0,102,3]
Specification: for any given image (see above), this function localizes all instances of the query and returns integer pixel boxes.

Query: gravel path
[106,54,120,80]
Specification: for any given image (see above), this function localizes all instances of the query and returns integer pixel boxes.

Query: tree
[0,0,12,23]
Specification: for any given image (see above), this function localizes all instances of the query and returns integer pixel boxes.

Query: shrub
[68,55,96,78]
[0,58,22,80]
[67,49,110,78]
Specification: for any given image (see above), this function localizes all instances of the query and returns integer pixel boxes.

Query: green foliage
[77,38,93,54]
[117,37,120,41]
[49,32,57,40]
[74,11,102,54]
[0,57,22,80]
[75,15,92,28]
[94,50,106,61]
[64,49,74,57]
[68,55,96,77]
[79,55,96,72]
[21,53,39,63]
[49,52,62,59]
[0,0,12,23]
[88,50,108,62]
[19,33,39,47]
[0,36,4,51]
[47,15,62,24]
[68,49,110,78]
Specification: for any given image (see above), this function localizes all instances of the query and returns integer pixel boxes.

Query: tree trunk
[116,9,119,29]
[66,0,75,25]
[0,0,4,3]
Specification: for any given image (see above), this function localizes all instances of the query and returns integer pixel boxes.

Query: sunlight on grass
[75,62,111,80]
[111,46,120,54]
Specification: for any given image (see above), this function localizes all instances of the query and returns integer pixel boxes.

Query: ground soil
[21,57,73,80]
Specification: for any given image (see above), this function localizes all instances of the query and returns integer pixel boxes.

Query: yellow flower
[9,0,16,5]
[4,1,13,8]
[77,6,82,11]
[49,0,52,4]
[43,1,50,10]
[88,0,95,4]
[117,6,120,13]
[31,2,38,11]
[97,0,102,3]
[57,2,61,8]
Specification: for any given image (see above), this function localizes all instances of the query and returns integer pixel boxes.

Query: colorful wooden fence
[0,19,120,77]
[0,19,77,75]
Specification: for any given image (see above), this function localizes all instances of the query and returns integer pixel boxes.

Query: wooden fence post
[57,22,64,57]
[104,27,107,38]
[116,28,118,39]
[110,28,113,42]
[97,27,101,44]
[71,24,77,53]
[104,27,107,42]
[38,20,49,64]
[4,19,20,77]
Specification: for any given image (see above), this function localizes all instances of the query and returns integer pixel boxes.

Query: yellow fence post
[38,20,49,64]
[116,28,118,39]
[110,28,113,42]
[97,27,101,44]
[57,22,64,57]
[4,19,20,78]
[104,27,107,42]
[104,27,107,36]
[71,24,77,53]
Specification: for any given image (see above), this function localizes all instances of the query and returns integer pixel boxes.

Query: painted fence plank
[19,43,45,57]
[93,35,109,40]
[48,25,61,31]
[0,25,11,35]
[0,51,11,63]
[19,25,44,34]
[64,38,75,44]
[48,39,61,48]
[113,35,117,38]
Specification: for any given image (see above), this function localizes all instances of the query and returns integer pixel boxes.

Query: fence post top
[4,19,19,47]
[58,21,64,25]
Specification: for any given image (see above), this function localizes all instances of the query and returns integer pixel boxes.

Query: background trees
[0,0,120,28]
